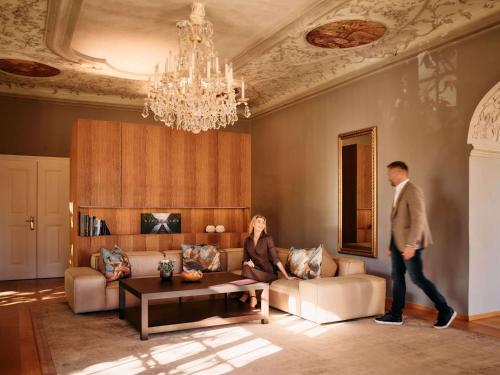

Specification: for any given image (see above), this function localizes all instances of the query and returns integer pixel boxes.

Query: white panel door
[0,158,37,280]
[37,158,70,278]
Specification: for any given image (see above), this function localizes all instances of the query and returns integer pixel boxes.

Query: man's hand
[244,260,255,268]
[386,248,392,257]
[403,245,417,260]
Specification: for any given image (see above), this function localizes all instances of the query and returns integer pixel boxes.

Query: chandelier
[142,2,250,134]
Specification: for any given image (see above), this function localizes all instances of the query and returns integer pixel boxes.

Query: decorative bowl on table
[179,269,203,282]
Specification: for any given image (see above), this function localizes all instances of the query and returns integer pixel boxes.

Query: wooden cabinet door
[122,123,171,207]
[194,131,218,207]
[73,120,121,207]
[217,132,251,207]
[170,129,196,207]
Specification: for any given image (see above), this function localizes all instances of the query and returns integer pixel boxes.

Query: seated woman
[240,214,294,308]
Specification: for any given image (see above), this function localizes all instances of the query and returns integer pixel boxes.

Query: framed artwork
[141,213,181,234]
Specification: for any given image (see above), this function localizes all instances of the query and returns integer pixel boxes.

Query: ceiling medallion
[142,2,250,134]
[306,20,386,49]
[0,58,60,77]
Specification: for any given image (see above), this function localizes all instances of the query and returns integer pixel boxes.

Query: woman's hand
[285,274,296,280]
[244,260,255,268]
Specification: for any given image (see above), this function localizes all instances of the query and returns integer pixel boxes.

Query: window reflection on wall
[418,49,457,108]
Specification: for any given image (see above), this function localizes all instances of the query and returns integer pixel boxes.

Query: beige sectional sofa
[65,247,386,324]
[228,247,386,324]
[65,249,241,313]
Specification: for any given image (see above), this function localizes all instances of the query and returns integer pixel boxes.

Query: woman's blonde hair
[248,214,267,236]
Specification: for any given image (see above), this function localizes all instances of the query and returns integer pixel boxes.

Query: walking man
[375,161,456,328]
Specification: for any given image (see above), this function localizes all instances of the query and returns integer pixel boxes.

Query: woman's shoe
[250,296,258,309]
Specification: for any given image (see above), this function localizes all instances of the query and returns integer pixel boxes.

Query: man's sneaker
[374,313,403,325]
[434,309,457,329]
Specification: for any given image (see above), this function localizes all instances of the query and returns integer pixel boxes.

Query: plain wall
[0,97,251,157]
[251,25,500,315]
[469,155,500,315]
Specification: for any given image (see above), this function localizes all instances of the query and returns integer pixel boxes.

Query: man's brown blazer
[391,181,433,252]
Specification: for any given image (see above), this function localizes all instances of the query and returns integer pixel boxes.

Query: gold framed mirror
[338,126,377,257]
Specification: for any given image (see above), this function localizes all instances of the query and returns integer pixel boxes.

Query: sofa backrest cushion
[333,256,366,276]
[320,246,338,277]
[127,251,165,277]
[90,249,232,276]
[276,247,289,265]
[223,248,242,272]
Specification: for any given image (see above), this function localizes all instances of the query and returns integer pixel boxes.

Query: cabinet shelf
[78,206,250,209]
[78,232,245,238]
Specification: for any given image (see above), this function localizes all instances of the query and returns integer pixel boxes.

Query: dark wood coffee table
[119,272,269,340]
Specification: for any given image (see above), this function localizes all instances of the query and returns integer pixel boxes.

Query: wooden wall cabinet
[71,120,251,266]
[72,119,121,207]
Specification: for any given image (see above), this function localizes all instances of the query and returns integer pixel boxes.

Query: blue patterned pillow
[286,245,323,279]
[100,245,131,281]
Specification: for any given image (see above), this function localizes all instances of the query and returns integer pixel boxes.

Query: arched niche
[467,81,500,155]
[467,81,500,316]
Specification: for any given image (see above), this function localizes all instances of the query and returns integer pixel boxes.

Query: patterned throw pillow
[100,245,131,281]
[286,245,323,280]
[181,244,221,272]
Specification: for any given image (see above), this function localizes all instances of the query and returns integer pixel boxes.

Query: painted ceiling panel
[0,0,498,115]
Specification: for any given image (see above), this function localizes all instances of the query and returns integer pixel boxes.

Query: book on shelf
[78,212,111,236]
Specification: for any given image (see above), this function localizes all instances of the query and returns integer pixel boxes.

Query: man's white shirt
[393,179,410,207]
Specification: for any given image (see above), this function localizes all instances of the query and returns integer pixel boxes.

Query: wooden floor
[1,278,499,375]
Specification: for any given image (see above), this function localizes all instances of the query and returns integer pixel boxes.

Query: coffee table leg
[260,286,269,324]
[119,285,125,319]
[140,296,149,340]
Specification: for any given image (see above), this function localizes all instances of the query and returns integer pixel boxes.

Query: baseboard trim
[468,310,500,321]
[385,298,469,321]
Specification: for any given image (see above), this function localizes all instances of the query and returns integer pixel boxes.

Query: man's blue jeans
[390,240,450,317]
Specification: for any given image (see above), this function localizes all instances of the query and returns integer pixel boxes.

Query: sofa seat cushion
[299,274,385,324]
[104,280,140,310]
[269,278,301,315]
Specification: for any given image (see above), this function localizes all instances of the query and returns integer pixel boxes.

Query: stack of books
[79,213,111,236]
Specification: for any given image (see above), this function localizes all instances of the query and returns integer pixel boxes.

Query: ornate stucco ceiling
[0,0,499,115]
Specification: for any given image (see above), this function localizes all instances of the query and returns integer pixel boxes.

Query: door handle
[25,216,35,231]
